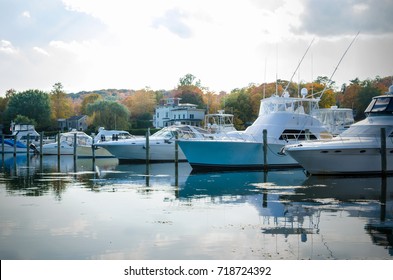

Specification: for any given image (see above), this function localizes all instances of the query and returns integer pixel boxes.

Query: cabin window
[279,129,318,141]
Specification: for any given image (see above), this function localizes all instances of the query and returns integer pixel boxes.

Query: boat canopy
[258,95,320,116]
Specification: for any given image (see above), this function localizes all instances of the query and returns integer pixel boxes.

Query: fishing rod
[311,31,360,99]
[282,37,315,96]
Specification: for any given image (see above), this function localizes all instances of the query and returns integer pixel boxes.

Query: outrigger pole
[282,37,315,96]
[314,31,360,99]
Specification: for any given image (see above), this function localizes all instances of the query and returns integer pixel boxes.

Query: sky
[1,0,393,95]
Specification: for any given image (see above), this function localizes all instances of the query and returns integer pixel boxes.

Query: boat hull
[178,140,298,171]
[98,140,186,162]
[286,146,393,175]
[39,144,113,158]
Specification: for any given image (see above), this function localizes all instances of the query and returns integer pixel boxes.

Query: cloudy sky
[1,0,392,95]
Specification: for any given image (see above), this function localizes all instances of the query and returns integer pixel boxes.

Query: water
[0,154,392,260]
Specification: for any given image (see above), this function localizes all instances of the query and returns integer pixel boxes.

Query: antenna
[315,31,360,99]
[282,37,315,96]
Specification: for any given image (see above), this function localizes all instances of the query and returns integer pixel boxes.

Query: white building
[153,98,205,128]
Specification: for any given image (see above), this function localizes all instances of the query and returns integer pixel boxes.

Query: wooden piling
[73,133,77,161]
[145,128,150,174]
[91,137,95,166]
[13,135,17,157]
[1,134,4,159]
[57,132,61,159]
[39,131,43,159]
[380,128,387,176]
[26,133,30,160]
[175,135,179,187]
[263,129,268,171]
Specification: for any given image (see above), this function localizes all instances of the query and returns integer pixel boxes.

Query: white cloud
[33,46,50,56]
[0,40,18,54]
[22,11,31,18]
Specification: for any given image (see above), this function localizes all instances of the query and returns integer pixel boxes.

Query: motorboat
[0,138,37,154]
[94,124,217,162]
[177,89,333,171]
[5,122,54,147]
[39,130,113,158]
[284,86,393,175]
[312,106,354,136]
[93,127,136,143]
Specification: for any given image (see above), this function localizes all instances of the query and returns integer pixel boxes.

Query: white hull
[98,140,186,162]
[287,146,392,175]
[39,143,113,158]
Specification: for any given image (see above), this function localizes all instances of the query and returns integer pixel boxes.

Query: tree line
[0,74,391,134]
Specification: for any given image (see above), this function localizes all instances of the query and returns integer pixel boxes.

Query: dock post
[39,131,43,160]
[175,135,179,186]
[73,133,77,160]
[380,128,387,176]
[263,129,268,171]
[13,135,17,157]
[145,128,151,186]
[26,133,30,162]
[91,137,95,166]
[146,128,150,164]
[1,134,4,159]
[57,132,61,166]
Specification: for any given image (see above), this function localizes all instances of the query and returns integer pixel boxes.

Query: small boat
[284,86,393,175]
[95,124,217,162]
[5,122,55,147]
[39,130,113,158]
[177,89,333,171]
[0,138,37,154]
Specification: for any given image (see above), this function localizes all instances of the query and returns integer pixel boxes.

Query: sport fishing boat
[284,86,393,175]
[177,89,333,171]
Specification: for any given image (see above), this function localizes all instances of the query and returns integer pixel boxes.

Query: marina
[0,155,392,260]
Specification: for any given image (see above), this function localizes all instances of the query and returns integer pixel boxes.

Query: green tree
[13,114,37,127]
[4,89,52,130]
[50,82,74,120]
[178,73,201,87]
[86,100,130,130]
[223,88,253,129]
[81,93,102,115]
[356,80,382,120]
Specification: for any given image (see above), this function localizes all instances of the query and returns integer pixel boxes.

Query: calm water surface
[0,154,392,260]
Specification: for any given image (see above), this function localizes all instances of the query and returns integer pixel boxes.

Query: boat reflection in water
[178,170,393,258]
[1,155,392,259]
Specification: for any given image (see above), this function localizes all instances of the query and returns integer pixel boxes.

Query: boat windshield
[152,126,211,139]
[340,125,393,138]
[365,96,393,115]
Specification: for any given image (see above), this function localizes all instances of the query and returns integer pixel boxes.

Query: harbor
[0,155,392,260]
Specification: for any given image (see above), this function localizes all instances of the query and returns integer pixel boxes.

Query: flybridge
[364,85,393,115]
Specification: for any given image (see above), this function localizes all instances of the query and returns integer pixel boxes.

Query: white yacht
[284,86,393,175]
[39,130,113,158]
[177,89,333,171]
[95,125,216,162]
[312,106,354,136]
